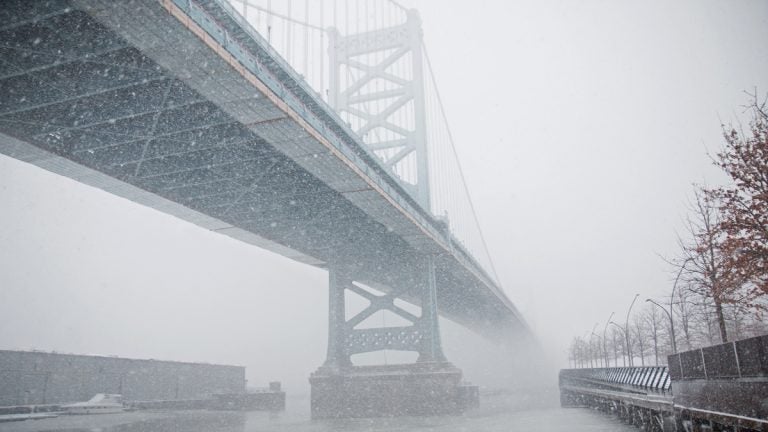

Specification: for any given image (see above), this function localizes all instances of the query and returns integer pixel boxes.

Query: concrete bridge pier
[310,255,478,418]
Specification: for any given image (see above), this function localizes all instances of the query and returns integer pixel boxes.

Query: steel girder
[328,12,430,209]
[323,255,445,369]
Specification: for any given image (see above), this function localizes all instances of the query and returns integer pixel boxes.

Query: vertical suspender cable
[320,0,325,99]
[286,0,292,65]
[423,46,501,285]
[267,0,272,43]
[303,0,309,77]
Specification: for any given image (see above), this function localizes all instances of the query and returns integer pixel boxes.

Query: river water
[1,392,637,432]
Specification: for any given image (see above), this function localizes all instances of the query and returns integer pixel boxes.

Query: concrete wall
[0,350,245,406]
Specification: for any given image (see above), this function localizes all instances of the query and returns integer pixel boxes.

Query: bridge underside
[0,0,526,340]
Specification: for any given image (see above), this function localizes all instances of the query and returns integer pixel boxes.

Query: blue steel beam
[0,0,529,340]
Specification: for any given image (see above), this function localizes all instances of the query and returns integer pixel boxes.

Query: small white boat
[62,394,125,415]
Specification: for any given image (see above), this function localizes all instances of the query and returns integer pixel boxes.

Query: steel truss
[328,10,430,209]
[323,255,445,369]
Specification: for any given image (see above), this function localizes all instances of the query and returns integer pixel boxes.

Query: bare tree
[673,284,695,350]
[569,94,768,368]
[569,337,591,368]
[676,190,740,343]
[632,313,651,367]
[641,304,664,366]
[698,299,721,345]
[657,316,673,365]
[609,327,624,367]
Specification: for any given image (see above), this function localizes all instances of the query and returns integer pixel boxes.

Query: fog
[1,0,767,400]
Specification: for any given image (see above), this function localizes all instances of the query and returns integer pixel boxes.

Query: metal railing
[560,366,672,393]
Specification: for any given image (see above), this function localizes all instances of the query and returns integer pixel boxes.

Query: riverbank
[0,391,636,432]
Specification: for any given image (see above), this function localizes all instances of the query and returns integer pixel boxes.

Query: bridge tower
[309,7,475,419]
[310,255,477,418]
[328,9,431,210]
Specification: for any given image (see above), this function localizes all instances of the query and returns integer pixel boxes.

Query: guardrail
[559,366,674,431]
[560,334,768,431]
[560,366,671,393]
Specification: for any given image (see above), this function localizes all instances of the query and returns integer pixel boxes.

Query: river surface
[1,392,637,432]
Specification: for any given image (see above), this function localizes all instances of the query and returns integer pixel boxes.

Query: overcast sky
[415,0,767,351]
[1,0,767,393]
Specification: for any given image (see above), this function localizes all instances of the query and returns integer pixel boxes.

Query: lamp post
[603,312,615,367]
[591,331,603,367]
[609,321,627,366]
[625,293,640,366]
[646,298,676,354]
[587,323,599,368]
[663,257,692,353]
[572,337,581,368]
[582,329,595,368]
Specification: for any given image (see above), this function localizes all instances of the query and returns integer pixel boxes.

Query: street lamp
[625,293,640,366]
[646,298,676,354]
[590,331,603,368]
[582,327,597,368]
[663,257,693,353]
[609,321,627,366]
[575,336,586,368]
[588,323,599,368]
[603,312,615,367]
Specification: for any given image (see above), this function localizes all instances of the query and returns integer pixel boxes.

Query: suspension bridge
[0,0,529,417]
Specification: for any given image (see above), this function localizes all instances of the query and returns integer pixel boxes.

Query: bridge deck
[0,0,526,338]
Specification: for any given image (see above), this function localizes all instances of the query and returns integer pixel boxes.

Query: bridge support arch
[310,255,477,418]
